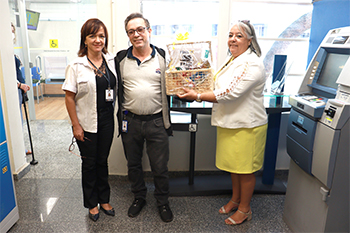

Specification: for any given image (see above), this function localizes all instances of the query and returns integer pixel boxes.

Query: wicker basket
[165,41,214,95]
[165,68,214,95]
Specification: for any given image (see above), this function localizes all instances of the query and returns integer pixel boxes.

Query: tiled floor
[9,120,291,232]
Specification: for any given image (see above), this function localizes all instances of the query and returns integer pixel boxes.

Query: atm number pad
[302,95,325,106]
[302,95,323,102]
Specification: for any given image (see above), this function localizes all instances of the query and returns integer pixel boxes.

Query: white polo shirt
[122,49,162,115]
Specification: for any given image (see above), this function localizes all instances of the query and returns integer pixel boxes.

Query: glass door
[9,0,36,119]
[8,0,98,120]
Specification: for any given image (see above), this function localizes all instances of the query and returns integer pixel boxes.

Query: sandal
[219,200,239,214]
[225,209,252,226]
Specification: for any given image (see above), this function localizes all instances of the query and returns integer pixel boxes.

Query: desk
[169,95,291,196]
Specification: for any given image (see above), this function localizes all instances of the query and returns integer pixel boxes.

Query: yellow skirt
[215,124,267,174]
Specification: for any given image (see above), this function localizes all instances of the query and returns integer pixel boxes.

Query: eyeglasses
[68,136,91,158]
[126,27,149,37]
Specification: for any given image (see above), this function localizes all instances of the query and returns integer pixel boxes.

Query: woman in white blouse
[178,21,267,226]
[63,18,117,222]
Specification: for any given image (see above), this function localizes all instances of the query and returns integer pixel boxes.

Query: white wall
[102,0,141,175]
[0,1,29,176]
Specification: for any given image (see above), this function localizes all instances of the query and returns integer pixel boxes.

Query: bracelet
[18,83,21,88]
[196,93,202,103]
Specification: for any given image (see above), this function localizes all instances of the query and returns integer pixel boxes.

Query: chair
[31,66,44,104]
[43,56,67,84]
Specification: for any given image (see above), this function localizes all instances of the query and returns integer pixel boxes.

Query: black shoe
[158,204,173,222]
[89,212,99,222]
[100,206,115,216]
[128,198,146,217]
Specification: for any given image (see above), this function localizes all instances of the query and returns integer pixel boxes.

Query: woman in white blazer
[178,21,267,226]
[63,18,117,222]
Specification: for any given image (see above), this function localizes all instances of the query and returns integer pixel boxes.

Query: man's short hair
[124,12,150,31]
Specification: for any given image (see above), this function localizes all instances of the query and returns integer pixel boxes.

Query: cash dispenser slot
[291,121,307,134]
[286,109,317,174]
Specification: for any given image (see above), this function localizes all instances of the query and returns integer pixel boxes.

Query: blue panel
[0,143,16,222]
[0,97,16,223]
[272,55,287,83]
[262,113,281,185]
[0,102,6,143]
[286,135,313,174]
[272,55,287,95]
[308,0,350,65]
[287,109,317,151]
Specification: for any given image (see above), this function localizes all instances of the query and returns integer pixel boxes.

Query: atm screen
[316,53,350,89]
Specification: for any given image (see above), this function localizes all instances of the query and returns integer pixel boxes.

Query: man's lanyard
[87,57,111,88]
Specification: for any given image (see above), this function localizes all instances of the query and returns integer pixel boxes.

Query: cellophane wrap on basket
[165,41,214,95]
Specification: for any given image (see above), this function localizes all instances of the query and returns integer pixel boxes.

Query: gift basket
[165,41,214,95]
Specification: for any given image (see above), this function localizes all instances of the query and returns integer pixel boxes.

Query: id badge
[105,89,113,102]
[122,120,128,133]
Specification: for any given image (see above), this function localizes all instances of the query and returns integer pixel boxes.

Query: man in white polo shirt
[114,12,173,222]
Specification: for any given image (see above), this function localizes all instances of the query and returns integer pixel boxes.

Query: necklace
[214,56,235,81]
[87,57,111,88]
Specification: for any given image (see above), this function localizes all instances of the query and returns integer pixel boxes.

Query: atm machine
[283,27,350,232]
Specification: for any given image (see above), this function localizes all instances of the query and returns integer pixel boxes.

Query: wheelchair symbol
[50,40,58,48]
[189,124,197,132]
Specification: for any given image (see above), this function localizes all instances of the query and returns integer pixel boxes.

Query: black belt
[126,111,162,121]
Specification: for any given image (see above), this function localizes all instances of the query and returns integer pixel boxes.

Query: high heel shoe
[225,209,252,226]
[88,210,99,222]
[100,205,115,216]
[219,200,239,214]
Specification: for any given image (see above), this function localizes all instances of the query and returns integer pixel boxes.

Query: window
[152,25,166,35]
[253,24,266,37]
[142,0,312,94]
[230,0,313,78]
[212,24,218,37]
[142,0,219,67]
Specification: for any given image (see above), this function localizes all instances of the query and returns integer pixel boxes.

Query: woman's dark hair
[78,18,108,57]
[124,12,150,31]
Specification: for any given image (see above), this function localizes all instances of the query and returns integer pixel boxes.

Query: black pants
[76,107,114,209]
[121,113,170,206]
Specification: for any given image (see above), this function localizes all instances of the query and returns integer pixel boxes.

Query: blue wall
[307,0,350,65]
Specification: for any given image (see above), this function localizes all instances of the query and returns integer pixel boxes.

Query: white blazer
[62,52,117,133]
[211,49,268,129]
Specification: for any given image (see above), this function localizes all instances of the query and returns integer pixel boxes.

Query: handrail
[35,55,42,75]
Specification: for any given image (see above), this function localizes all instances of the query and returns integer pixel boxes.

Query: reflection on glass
[316,53,349,89]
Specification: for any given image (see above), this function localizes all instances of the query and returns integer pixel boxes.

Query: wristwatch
[196,93,202,103]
